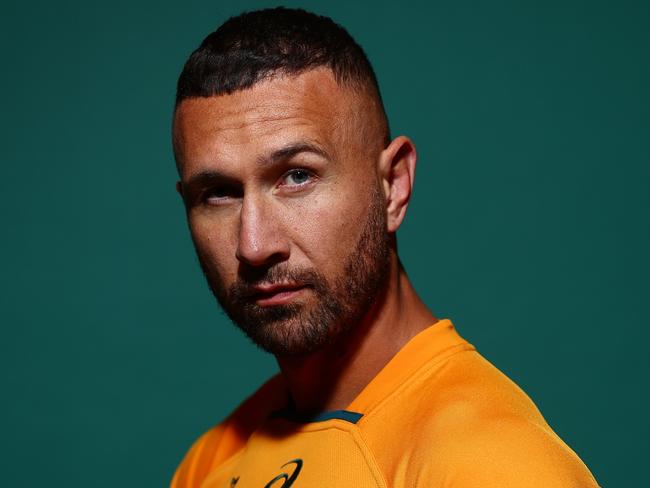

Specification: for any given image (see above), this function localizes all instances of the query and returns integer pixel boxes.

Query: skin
[173,67,437,415]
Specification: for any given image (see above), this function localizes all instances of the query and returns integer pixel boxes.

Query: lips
[248,282,309,306]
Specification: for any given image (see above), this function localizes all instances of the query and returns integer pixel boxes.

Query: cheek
[289,191,367,269]
[189,215,239,280]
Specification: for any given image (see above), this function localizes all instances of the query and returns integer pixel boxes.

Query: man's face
[173,68,391,356]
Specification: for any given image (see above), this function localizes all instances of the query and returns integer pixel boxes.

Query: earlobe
[379,136,417,233]
[176,181,190,211]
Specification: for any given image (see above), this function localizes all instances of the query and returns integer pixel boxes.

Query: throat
[276,338,382,416]
[275,265,437,417]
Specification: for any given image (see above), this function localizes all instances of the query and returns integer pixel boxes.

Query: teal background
[2,0,648,486]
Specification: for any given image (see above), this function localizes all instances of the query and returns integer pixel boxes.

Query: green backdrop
[2,0,648,486]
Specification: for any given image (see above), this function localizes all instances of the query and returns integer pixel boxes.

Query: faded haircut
[174,7,390,140]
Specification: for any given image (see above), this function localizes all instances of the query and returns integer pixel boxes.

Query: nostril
[236,246,289,268]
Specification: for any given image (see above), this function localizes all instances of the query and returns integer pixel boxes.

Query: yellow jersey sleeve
[432,416,597,487]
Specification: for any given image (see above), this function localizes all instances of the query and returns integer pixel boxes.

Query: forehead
[173,68,358,174]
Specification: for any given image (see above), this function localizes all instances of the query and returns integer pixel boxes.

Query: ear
[377,136,417,233]
[175,181,184,199]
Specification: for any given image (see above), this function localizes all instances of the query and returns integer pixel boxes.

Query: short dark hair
[175,7,389,138]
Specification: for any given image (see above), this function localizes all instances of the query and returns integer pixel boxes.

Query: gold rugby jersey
[171,319,599,487]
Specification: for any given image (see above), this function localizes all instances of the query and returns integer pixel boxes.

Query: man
[170,7,599,487]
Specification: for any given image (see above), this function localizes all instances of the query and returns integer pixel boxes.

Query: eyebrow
[257,141,332,166]
[183,169,233,189]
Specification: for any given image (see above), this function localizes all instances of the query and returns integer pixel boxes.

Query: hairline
[172,66,390,174]
[174,65,381,113]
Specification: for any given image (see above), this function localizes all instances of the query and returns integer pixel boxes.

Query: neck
[276,254,437,416]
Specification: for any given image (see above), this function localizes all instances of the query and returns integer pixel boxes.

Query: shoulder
[427,414,600,487]
[361,349,599,486]
[170,422,227,488]
[170,374,287,488]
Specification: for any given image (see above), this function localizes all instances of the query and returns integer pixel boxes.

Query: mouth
[248,282,310,307]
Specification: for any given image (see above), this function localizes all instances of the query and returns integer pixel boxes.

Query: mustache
[229,265,327,299]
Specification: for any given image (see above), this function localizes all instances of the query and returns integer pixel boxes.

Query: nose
[235,193,290,267]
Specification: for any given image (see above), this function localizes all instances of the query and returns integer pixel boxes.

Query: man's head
[174,7,389,143]
[173,8,417,357]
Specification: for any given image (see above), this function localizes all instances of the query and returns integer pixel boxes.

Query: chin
[241,312,341,357]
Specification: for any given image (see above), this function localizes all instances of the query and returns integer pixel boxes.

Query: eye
[202,184,241,205]
[282,168,313,187]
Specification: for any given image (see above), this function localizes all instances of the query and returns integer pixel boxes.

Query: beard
[195,188,391,357]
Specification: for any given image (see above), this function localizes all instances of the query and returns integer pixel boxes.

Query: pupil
[292,170,308,183]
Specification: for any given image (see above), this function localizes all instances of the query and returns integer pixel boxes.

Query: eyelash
[199,168,316,206]
[280,168,315,187]
[202,186,237,205]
